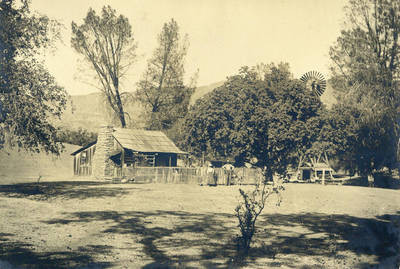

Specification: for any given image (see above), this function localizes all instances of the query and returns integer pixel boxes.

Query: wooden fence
[122,167,263,185]
[123,167,200,184]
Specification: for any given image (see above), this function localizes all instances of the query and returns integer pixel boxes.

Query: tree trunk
[114,83,126,128]
[117,103,126,128]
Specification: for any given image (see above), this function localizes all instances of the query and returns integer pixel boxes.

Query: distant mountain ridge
[189,81,224,105]
[56,81,225,131]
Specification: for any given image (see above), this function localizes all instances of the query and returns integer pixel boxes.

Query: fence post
[162,169,165,183]
[166,168,170,183]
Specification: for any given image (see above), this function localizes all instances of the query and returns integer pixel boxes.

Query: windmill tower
[295,71,333,184]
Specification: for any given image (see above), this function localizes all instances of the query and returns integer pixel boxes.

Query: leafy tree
[181,64,323,179]
[330,0,400,95]
[136,18,196,131]
[329,0,400,178]
[56,127,97,146]
[71,6,137,128]
[319,85,398,177]
[0,0,67,154]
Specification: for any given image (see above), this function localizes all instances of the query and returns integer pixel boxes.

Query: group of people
[203,162,236,186]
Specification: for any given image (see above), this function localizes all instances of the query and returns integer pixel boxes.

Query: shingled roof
[113,128,186,154]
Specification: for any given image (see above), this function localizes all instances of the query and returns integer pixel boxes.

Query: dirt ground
[0,179,399,268]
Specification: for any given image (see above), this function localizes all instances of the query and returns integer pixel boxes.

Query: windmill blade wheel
[300,71,326,97]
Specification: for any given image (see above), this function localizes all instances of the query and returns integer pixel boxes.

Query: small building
[71,126,186,179]
[298,162,334,182]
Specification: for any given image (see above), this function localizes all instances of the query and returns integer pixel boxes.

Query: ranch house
[71,125,186,179]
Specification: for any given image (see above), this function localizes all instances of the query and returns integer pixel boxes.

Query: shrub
[235,178,283,257]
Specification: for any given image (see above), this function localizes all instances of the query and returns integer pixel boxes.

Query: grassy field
[0,180,399,268]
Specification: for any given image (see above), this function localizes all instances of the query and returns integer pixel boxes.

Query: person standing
[207,163,216,186]
[367,174,374,187]
[222,163,234,186]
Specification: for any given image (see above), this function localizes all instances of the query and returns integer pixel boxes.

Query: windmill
[295,71,333,184]
[300,71,327,97]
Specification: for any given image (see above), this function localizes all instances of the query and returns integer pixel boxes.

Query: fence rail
[122,167,263,185]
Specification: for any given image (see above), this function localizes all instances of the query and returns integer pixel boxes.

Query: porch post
[121,148,125,177]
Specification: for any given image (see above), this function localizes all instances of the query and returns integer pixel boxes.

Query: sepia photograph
[0,0,399,268]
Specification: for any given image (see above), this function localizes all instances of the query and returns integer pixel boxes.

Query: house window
[80,151,87,164]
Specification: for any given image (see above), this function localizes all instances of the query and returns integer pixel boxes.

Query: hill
[56,82,226,132]
[56,93,116,132]
[189,81,224,105]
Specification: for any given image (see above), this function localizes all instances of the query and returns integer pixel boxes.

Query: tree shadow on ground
[41,210,400,268]
[0,181,139,200]
[253,212,400,268]
[44,210,235,268]
[0,233,113,268]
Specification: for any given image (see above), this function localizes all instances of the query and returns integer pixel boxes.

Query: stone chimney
[92,125,115,179]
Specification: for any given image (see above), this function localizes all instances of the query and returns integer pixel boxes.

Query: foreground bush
[235,179,284,257]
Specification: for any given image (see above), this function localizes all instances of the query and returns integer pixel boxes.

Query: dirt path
[0,181,399,268]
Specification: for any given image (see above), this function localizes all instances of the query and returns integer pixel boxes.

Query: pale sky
[31,0,348,96]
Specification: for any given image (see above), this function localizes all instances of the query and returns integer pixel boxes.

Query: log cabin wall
[155,153,177,167]
[126,152,177,167]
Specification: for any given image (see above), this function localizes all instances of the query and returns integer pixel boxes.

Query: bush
[235,179,284,257]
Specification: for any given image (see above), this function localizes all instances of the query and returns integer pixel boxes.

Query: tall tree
[0,0,67,154]
[180,64,323,179]
[329,0,400,178]
[330,0,400,96]
[71,6,136,128]
[136,18,195,130]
